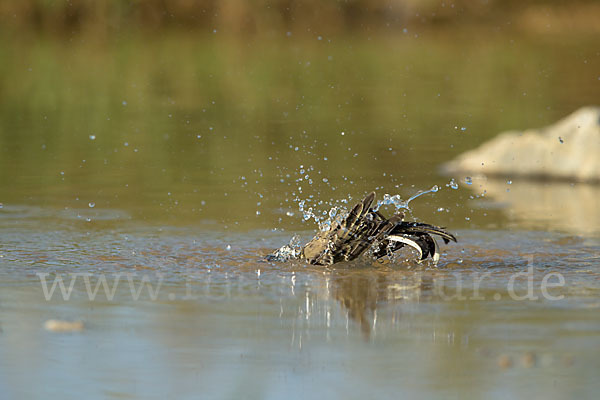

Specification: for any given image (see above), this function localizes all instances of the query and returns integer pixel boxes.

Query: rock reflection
[463,176,600,235]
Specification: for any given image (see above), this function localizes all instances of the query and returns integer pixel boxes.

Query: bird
[267,191,456,266]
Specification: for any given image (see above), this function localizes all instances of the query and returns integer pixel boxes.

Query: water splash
[317,206,348,232]
[406,185,439,206]
[297,184,443,234]
[267,235,302,262]
[298,199,321,224]
[374,185,439,213]
[446,178,459,190]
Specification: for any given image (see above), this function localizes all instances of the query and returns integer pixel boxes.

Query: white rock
[444,107,600,182]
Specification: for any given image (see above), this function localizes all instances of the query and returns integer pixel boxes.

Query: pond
[1,30,599,398]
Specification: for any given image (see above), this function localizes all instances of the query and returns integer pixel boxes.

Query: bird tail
[379,221,457,264]
[392,222,457,244]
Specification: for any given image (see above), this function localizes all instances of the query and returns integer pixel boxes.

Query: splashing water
[298,199,322,225]
[373,185,439,213]
[405,185,440,206]
[318,205,348,232]
[296,185,442,233]
[446,178,459,190]
[267,235,302,262]
[275,185,444,262]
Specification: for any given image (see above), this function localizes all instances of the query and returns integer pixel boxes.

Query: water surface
[1,30,599,399]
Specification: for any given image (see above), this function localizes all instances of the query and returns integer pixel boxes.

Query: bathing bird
[268,191,456,265]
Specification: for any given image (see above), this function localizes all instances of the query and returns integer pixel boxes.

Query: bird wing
[300,192,457,266]
[303,192,389,265]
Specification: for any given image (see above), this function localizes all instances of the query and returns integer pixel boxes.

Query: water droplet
[226,244,231,250]
[465,176,473,185]
[340,131,345,136]
[122,100,127,106]
[507,180,512,185]
[447,178,459,190]
[89,135,96,140]
[88,202,95,208]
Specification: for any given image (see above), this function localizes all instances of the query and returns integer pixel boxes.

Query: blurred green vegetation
[0,0,599,231]
[0,27,598,230]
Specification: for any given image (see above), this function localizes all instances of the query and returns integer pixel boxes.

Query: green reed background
[0,1,598,230]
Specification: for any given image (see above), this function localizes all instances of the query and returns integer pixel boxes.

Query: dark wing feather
[390,222,457,244]
[302,192,387,265]
[372,218,456,262]
[343,191,373,230]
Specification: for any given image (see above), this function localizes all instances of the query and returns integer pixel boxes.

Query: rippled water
[1,31,600,398]
[1,205,599,398]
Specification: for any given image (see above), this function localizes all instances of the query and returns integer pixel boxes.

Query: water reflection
[1,225,600,398]
[328,267,425,338]
[2,34,600,231]
[2,13,600,397]
[463,176,600,235]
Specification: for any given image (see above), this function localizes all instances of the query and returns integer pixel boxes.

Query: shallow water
[1,30,600,398]
[1,208,600,398]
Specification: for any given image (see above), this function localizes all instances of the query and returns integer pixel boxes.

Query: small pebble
[522,351,537,368]
[498,354,513,369]
[44,319,84,332]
